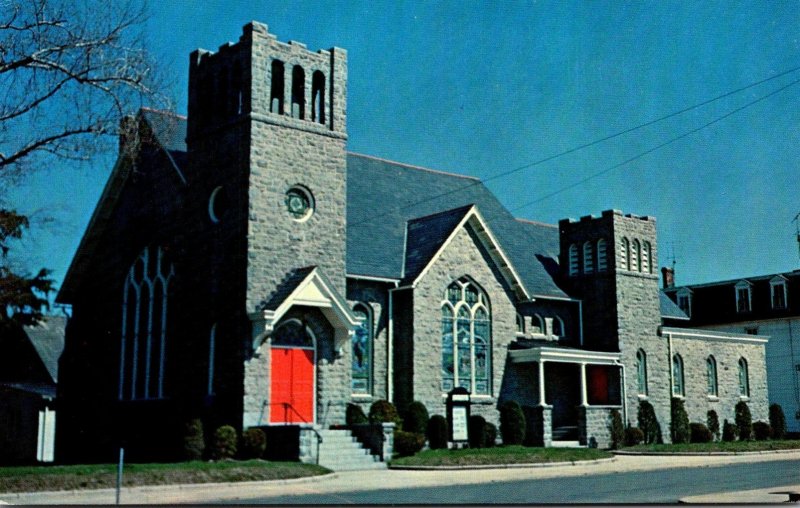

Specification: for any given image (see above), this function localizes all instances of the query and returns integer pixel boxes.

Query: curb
[389,457,617,470]
[612,448,800,457]
[0,471,338,500]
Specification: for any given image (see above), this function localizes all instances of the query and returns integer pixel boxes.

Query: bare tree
[0,0,171,179]
[0,0,171,324]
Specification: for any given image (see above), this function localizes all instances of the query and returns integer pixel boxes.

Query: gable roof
[22,316,66,384]
[659,291,689,321]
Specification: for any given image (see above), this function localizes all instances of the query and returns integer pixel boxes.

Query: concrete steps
[316,429,386,471]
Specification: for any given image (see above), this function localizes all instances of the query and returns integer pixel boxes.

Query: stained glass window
[706,356,718,397]
[352,304,372,394]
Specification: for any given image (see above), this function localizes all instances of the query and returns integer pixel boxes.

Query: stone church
[55,21,768,463]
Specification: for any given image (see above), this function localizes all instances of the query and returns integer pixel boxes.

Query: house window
[119,246,175,401]
[677,288,692,318]
[441,278,491,396]
[636,349,648,395]
[672,353,685,397]
[771,277,787,310]
[706,356,718,397]
[735,281,751,313]
[642,241,651,274]
[620,237,629,271]
[352,304,373,395]
[631,239,641,272]
[597,239,607,272]
[583,242,594,274]
[738,357,749,397]
[568,244,579,276]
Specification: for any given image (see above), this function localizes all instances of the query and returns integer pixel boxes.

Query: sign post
[446,387,471,447]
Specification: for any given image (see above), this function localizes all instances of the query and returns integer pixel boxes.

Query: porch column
[580,362,588,407]
[538,361,546,406]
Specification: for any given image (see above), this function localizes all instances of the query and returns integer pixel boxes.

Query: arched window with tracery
[119,246,175,401]
[441,278,491,395]
[352,304,373,395]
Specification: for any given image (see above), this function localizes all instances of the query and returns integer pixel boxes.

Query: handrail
[259,400,323,465]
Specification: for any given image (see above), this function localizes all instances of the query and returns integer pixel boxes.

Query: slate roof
[346,153,567,298]
[401,205,474,284]
[659,291,689,320]
[22,316,66,384]
[257,266,318,311]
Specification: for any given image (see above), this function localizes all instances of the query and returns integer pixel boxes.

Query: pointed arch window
[441,278,491,395]
[119,246,175,401]
[631,239,641,272]
[516,313,525,335]
[620,237,629,271]
[568,244,579,276]
[597,239,608,272]
[642,241,651,273]
[738,357,749,397]
[583,242,594,274]
[352,304,373,395]
[706,355,718,397]
[672,353,685,397]
[636,349,648,395]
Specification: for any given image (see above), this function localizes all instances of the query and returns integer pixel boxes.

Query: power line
[350,65,800,227]
[510,76,800,212]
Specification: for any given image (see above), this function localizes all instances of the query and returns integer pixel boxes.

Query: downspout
[617,362,628,425]
[578,300,584,347]
[388,282,399,402]
[667,331,674,399]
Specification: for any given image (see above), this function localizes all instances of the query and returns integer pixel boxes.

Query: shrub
[427,414,448,450]
[722,419,738,442]
[240,428,267,459]
[735,401,753,441]
[403,401,430,435]
[689,422,713,443]
[637,400,662,444]
[624,426,644,446]
[468,414,487,448]
[769,404,787,440]
[499,401,526,445]
[670,398,690,444]
[182,418,205,461]
[369,400,401,426]
[393,430,425,457]
[346,403,368,426]
[753,421,772,441]
[707,410,720,441]
[211,425,238,460]
[608,409,625,449]
[484,422,497,448]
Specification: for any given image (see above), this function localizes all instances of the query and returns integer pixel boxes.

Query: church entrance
[269,319,315,424]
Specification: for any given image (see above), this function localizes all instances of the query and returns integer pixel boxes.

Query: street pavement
[1,451,799,504]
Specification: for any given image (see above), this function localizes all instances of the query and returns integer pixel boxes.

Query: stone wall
[578,406,614,448]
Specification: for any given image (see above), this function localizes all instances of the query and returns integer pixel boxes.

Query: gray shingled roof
[401,205,474,284]
[257,266,317,311]
[346,154,567,298]
[141,109,187,153]
[659,291,689,320]
[23,315,66,384]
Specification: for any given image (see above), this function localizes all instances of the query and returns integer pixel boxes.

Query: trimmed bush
[753,421,771,441]
[369,400,401,426]
[735,400,753,441]
[211,425,238,460]
[608,409,625,449]
[468,414,487,448]
[404,401,430,435]
[624,426,644,446]
[484,422,497,448]
[637,400,662,444]
[670,398,690,444]
[182,418,205,461]
[722,419,738,442]
[499,401,526,445]
[707,410,720,442]
[393,430,425,457]
[240,428,267,459]
[769,404,787,440]
[689,422,713,443]
[427,414,449,450]
[346,403,368,426]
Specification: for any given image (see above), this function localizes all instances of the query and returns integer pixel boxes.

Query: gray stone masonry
[524,405,552,447]
[579,406,614,449]
[411,222,519,427]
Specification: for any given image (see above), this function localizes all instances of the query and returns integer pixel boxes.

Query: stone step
[315,428,385,471]
[550,440,583,448]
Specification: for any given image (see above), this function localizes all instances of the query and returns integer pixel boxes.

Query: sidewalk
[2,451,799,504]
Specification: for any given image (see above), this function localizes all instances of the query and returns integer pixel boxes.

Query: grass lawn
[390,446,612,467]
[620,439,800,453]
[0,460,330,493]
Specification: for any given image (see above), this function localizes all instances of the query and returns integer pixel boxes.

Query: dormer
[770,275,788,310]
[734,280,752,313]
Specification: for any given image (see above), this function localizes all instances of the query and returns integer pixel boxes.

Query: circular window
[285,186,314,221]
[208,186,229,224]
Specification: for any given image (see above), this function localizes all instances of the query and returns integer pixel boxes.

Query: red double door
[269,347,314,424]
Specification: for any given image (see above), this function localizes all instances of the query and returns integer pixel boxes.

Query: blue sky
[6,0,800,300]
